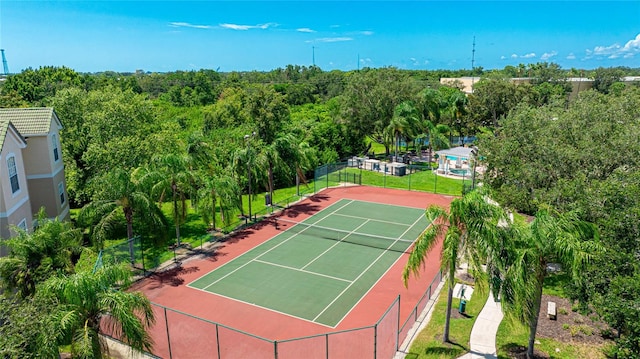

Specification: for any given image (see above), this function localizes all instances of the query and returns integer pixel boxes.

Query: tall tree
[386,101,420,161]
[491,208,598,358]
[79,168,167,262]
[39,263,155,359]
[145,153,194,247]
[403,189,507,343]
[339,68,417,155]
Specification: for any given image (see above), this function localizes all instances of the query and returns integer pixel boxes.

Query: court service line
[333,213,412,226]
[254,259,352,283]
[331,212,430,325]
[199,200,355,291]
[313,212,428,323]
[301,219,372,271]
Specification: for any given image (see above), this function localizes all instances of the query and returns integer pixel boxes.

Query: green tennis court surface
[189,199,431,327]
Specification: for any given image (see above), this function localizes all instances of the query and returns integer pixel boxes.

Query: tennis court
[189,199,431,327]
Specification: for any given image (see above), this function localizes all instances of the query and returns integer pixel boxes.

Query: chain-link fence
[314,161,469,196]
[107,270,442,359]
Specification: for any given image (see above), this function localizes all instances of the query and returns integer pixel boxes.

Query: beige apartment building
[0,108,69,252]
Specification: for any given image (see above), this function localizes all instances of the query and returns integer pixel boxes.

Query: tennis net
[272,217,417,253]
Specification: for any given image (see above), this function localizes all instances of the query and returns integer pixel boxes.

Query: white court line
[330,212,429,325]
[333,212,412,226]
[301,219,372,271]
[313,212,427,323]
[199,200,354,291]
[254,259,352,283]
[188,285,335,328]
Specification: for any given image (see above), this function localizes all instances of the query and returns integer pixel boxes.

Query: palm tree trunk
[527,268,545,358]
[443,283,453,343]
[268,161,275,202]
[172,184,181,246]
[211,189,217,231]
[124,208,135,265]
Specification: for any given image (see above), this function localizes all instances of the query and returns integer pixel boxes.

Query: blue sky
[1,1,639,73]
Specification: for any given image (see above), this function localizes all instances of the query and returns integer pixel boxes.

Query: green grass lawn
[404,280,490,359]
[319,167,465,196]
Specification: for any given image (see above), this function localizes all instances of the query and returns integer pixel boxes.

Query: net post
[164,307,173,359]
[274,340,278,359]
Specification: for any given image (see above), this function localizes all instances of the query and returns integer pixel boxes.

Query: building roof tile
[0,107,58,136]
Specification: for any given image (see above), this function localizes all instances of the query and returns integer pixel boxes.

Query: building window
[7,156,20,193]
[58,182,65,205]
[17,219,27,231]
[52,134,60,162]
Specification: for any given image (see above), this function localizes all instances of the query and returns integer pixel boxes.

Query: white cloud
[522,53,536,59]
[315,37,353,43]
[540,51,558,60]
[169,22,211,29]
[622,33,640,52]
[220,22,276,31]
[566,53,576,60]
[359,31,374,36]
[511,54,518,59]
[500,55,507,60]
[586,33,640,60]
[297,28,316,33]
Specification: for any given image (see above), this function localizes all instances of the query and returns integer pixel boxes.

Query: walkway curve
[458,291,503,359]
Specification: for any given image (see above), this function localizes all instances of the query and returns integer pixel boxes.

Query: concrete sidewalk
[458,291,503,359]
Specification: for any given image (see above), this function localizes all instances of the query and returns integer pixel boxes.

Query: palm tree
[197,170,242,230]
[79,168,167,264]
[417,88,449,162]
[403,189,507,343]
[146,153,194,247]
[386,101,420,162]
[491,208,598,358]
[39,263,155,358]
[447,91,469,141]
[0,209,82,298]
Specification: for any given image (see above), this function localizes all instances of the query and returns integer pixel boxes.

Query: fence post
[216,324,221,359]
[433,169,437,194]
[374,323,378,359]
[408,166,411,191]
[396,294,401,351]
[164,308,173,359]
[383,164,387,188]
[325,333,329,359]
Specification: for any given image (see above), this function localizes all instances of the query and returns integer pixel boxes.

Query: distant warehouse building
[440,76,595,98]
[0,108,69,250]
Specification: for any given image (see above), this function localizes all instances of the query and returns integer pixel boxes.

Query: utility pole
[312,46,315,66]
[471,36,476,93]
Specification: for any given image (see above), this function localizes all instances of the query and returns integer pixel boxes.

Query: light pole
[244,132,256,222]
